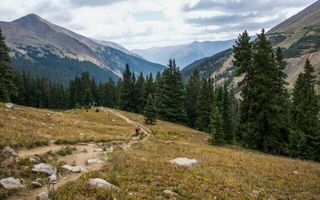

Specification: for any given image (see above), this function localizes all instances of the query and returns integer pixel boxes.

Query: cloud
[68,0,126,7]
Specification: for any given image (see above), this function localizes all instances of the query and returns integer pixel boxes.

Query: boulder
[0,177,24,189]
[49,174,57,182]
[86,159,104,165]
[4,103,14,109]
[169,157,198,167]
[88,178,119,190]
[32,163,57,175]
[62,164,87,173]
[32,181,42,187]
[2,146,17,156]
[36,192,48,200]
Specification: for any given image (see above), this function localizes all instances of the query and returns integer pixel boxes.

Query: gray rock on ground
[5,103,14,109]
[86,159,104,165]
[88,178,119,190]
[32,163,57,175]
[62,164,87,173]
[164,189,178,196]
[169,157,198,167]
[32,181,42,187]
[0,177,24,189]
[2,146,18,156]
[36,192,48,200]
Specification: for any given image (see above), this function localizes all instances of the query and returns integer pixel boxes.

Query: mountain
[0,14,164,84]
[132,39,235,68]
[182,0,320,87]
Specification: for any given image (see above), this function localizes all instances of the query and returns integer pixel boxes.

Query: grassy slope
[56,110,320,200]
[0,104,133,148]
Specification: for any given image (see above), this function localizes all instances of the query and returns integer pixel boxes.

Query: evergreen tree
[144,94,157,124]
[195,79,212,131]
[145,73,155,98]
[0,29,17,101]
[135,72,146,113]
[186,70,201,128]
[120,64,133,111]
[157,59,186,123]
[208,107,224,145]
[222,83,234,143]
[292,59,320,160]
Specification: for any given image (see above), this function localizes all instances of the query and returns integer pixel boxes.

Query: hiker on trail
[135,126,142,136]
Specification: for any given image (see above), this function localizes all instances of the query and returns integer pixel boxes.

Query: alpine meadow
[0,0,320,199]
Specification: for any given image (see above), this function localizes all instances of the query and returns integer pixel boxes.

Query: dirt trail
[8,107,151,200]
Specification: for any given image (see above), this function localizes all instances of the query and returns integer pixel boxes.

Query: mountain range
[0,14,164,84]
[132,39,236,68]
[182,0,320,87]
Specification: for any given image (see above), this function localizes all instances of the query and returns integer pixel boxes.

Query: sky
[0,0,316,49]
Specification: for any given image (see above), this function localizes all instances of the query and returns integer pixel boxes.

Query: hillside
[182,0,320,87]
[0,103,320,199]
[133,39,235,68]
[0,14,164,84]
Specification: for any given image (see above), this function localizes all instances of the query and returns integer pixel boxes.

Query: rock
[293,170,299,175]
[88,178,119,190]
[5,103,14,109]
[0,177,24,189]
[93,148,104,152]
[86,159,104,165]
[29,156,41,163]
[2,146,17,156]
[32,181,42,187]
[49,174,57,182]
[164,189,177,196]
[62,164,87,173]
[169,157,198,167]
[36,192,48,200]
[165,140,175,145]
[104,146,114,153]
[32,163,57,175]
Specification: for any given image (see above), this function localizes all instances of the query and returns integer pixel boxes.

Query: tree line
[0,29,319,161]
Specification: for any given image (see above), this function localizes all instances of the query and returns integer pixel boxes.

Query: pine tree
[144,94,157,124]
[120,64,133,111]
[186,70,201,128]
[292,59,320,160]
[222,83,234,143]
[135,72,146,113]
[156,59,187,123]
[0,29,17,101]
[145,73,155,98]
[195,79,212,131]
[208,107,224,145]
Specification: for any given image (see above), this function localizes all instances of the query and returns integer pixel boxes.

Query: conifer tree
[145,73,155,98]
[208,107,224,145]
[186,70,201,128]
[120,64,133,111]
[135,72,146,113]
[0,29,17,101]
[222,83,234,143]
[157,59,186,123]
[144,94,157,124]
[196,79,212,131]
[292,59,320,160]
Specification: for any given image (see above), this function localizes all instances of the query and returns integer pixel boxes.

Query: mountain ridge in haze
[0,13,164,84]
[133,39,235,68]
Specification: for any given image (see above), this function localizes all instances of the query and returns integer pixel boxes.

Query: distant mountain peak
[13,13,49,25]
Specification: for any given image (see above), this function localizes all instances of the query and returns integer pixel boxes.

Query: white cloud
[0,0,316,49]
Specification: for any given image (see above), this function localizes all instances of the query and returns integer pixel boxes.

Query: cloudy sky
[0,0,316,49]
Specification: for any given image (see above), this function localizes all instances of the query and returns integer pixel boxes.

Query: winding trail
[8,107,151,200]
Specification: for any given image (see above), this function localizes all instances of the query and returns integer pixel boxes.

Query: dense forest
[0,29,319,162]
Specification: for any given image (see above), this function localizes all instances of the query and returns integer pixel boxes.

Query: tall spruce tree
[135,72,146,113]
[208,106,224,145]
[186,70,201,128]
[144,94,157,124]
[196,79,212,131]
[0,29,16,101]
[156,59,186,123]
[120,64,133,111]
[292,59,320,160]
[222,83,234,143]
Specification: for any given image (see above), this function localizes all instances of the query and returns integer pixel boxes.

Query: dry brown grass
[0,104,133,149]
[56,110,320,199]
